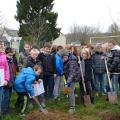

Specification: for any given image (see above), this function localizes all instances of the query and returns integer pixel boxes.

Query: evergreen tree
[15,0,60,45]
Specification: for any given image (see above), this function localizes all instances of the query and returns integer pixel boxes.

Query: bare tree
[67,24,101,45]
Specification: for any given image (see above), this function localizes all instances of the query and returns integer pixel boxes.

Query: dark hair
[33,65,42,72]
[5,47,13,54]
[24,41,31,46]
[51,45,57,53]
[71,46,78,57]
[57,46,63,51]
[108,40,116,45]
[44,43,51,48]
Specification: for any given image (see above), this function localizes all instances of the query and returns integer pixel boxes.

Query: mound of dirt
[99,112,120,120]
[25,109,81,120]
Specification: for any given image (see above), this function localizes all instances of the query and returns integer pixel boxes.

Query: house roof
[5,28,18,37]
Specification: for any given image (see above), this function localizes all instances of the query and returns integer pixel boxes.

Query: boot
[68,107,75,114]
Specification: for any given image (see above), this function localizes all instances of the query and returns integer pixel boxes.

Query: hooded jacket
[64,55,81,83]
[108,45,120,73]
[14,67,37,96]
[92,52,106,74]
[55,53,63,76]
[0,52,10,83]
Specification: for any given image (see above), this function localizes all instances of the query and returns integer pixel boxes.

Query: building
[0,28,22,52]
[52,33,66,47]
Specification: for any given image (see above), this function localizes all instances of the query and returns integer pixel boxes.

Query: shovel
[104,58,118,104]
[78,56,91,106]
[34,97,48,114]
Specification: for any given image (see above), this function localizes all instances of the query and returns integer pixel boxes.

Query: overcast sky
[0,0,120,34]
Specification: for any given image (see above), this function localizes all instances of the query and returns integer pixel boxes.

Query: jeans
[3,87,12,113]
[104,74,111,92]
[53,75,62,98]
[69,82,76,107]
[111,74,119,96]
[43,75,54,98]
[0,87,3,114]
[94,73,105,94]
[79,80,93,104]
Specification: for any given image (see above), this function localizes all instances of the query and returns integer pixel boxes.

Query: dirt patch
[25,109,81,120]
[99,112,120,120]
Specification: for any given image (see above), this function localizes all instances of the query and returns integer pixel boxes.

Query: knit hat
[60,48,68,57]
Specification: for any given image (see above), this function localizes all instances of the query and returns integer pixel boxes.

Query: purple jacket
[64,55,81,83]
[0,52,10,82]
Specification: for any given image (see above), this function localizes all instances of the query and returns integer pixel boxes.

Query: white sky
[0,0,120,34]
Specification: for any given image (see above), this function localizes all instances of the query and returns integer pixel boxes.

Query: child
[3,47,15,115]
[61,48,81,114]
[92,45,106,96]
[26,48,41,68]
[14,65,42,116]
[0,42,10,120]
[38,43,56,99]
[19,42,31,69]
[12,48,19,74]
[26,48,46,109]
[53,46,63,100]
[80,48,94,104]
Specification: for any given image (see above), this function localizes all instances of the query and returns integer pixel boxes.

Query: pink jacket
[0,52,10,82]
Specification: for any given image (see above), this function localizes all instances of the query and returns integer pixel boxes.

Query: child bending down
[14,65,43,116]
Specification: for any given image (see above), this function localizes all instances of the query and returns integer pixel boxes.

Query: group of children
[0,40,120,119]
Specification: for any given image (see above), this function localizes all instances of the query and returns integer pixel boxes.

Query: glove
[65,82,71,88]
[64,83,71,94]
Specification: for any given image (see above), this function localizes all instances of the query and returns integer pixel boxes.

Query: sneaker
[54,97,61,101]
[20,113,26,117]
[96,93,99,96]
[68,107,75,114]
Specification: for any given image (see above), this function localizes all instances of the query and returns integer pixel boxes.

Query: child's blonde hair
[81,48,91,59]
[30,48,40,55]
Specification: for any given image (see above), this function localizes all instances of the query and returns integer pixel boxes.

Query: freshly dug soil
[25,109,81,120]
[99,112,120,120]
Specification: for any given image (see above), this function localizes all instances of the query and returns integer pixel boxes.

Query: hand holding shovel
[78,56,91,106]
[104,57,118,104]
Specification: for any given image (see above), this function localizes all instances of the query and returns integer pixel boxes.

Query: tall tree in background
[15,0,60,46]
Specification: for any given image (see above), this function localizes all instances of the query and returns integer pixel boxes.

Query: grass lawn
[4,88,120,120]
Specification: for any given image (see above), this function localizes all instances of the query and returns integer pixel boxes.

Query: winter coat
[38,53,56,76]
[92,52,106,74]
[55,53,63,76]
[107,45,120,73]
[84,58,93,81]
[19,52,30,68]
[26,56,42,68]
[26,56,43,79]
[7,57,15,87]
[13,55,19,73]
[14,67,37,96]
[0,52,10,83]
[64,55,81,83]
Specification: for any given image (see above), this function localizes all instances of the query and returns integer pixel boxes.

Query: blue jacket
[14,67,37,96]
[55,53,63,76]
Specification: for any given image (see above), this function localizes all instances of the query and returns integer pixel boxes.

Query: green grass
[4,90,120,120]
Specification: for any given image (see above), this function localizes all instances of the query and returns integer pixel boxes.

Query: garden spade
[104,58,118,104]
[78,56,91,106]
[34,97,48,114]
